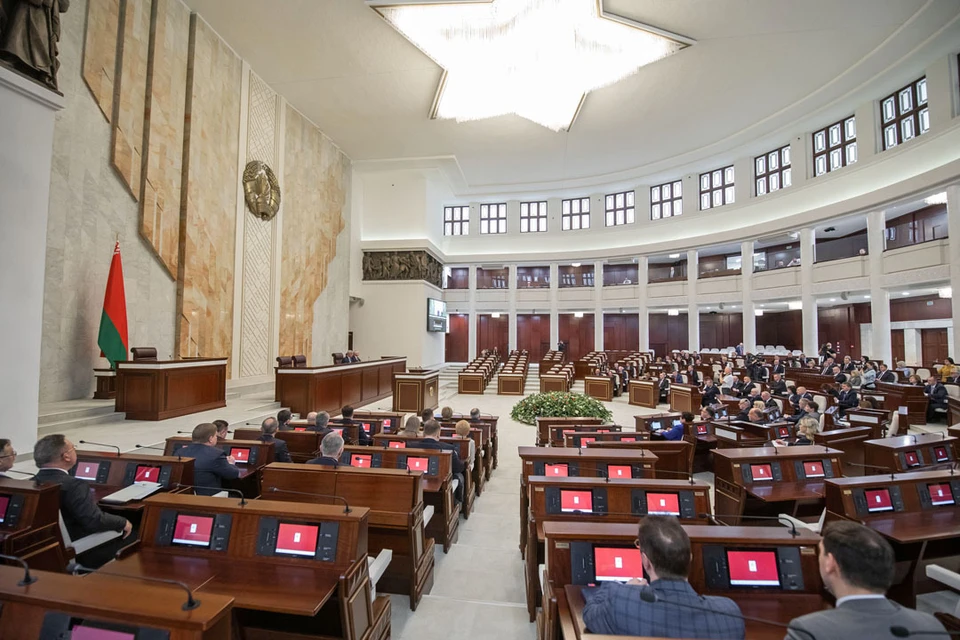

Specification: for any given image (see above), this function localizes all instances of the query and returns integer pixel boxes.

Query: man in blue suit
[178,423,240,495]
[582,516,745,639]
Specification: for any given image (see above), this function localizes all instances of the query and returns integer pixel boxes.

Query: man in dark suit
[925,376,949,422]
[307,411,333,439]
[842,355,856,373]
[33,434,132,567]
[307,432,343,466]
[338,405,371,446]
[829,382,858,418]
[740,376,757,398]
[734,399,751,423]
[583,516,744,639]
[771,357,785,376]
[672,370,685,384]
[833,365,849,385]
[877,363,897,383]
[277,409,293,431]
[258,417,291,463]
[657,372,670,403]
[468,407,482,423]
[700,378,720,407]
[769,373,788,395]
[213,419,229,442]
[760,391,778,409]
[412,420,465,503]
[786,521,946,639]
[685,366,699,385]
[177,423,241,495]
[820,357,835,376]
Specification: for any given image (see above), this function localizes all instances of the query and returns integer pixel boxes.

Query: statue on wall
[0,0,70,91]
[363,250,443,288]
[242,160,281,221]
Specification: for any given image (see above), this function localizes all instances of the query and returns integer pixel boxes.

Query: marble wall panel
[176,15,241,366]
[140,0,189,279]
[280,105,347,363]
[110,0,150,199]
[81,0,120,122]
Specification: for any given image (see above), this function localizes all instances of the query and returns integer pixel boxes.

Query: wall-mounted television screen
[427,297,448,332]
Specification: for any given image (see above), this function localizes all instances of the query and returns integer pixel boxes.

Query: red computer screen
[0,495,9,524]
[751,464,774,481]
[607,465,632,479]
[778,427,791,437]
[362,423,372,434]
[646,492,681,516]
[545,464,568,477]
[865,488,894,512]
[934,446,950,462]
[621,436,637,442]
[560,490,593,513]
[697,424,708,435]
[579,437,595,446]
[350,454,372,468]
[333,428,344,437]
[294,427,306,432]
[75,461,100,481]
[407,457,429,472]
[230,448,250,463]
[71,627,136,640]
[904,451,921,467]
[928,483,955,506]
[597,429,610,433]
[134,465,160,482]
[726,550,780,587]
[389,441,406,448]
[275,523,319,557]
[593,547,643,582]
[172,514,215,547]
[802,461,825,478]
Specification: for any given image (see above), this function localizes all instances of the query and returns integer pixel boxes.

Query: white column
[594,260,604,350]
[638,257,649,351]
[904,329,921,365]
[687,249,700,351]
[800,227,818,357]
[508,265,518,350]
[0,68,64,452]
[946,186,960,346]
[866,210,892,365]
[549,263,559,349]
[741,240,757,353]
[467,265,478,361]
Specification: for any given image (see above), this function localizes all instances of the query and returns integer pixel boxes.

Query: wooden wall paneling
[817,303,870,360]
[699,313,742,350]
[891,296,953,322]
[445,314,469,362]
[891,329,905,364]
[603,315,639,351]
[755,310,802,350]
[649,314,688,357]
[517,314,551,360]
[477,314,509,355]
[921,328,949,366]
[558,314,595,361]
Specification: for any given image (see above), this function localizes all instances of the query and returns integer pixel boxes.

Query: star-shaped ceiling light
[370,0,692,132]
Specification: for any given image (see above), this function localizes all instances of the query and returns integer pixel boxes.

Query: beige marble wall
[110,0,150,200]
[41,0,176,403]
[176,15,241,365]
[80,0,120,122]
[140,0,189,279]
[280,105,348,363]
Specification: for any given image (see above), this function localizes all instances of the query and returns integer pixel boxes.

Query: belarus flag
[97,242,128,369]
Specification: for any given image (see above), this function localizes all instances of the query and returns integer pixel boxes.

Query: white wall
[0,66,64,451]
[350,281,445,369]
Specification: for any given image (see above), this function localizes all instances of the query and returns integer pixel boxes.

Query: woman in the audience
[858,396,877,410]
[860,362,876,389]
[939,357,957,381]
[774,416,818,447]
[398,415,421,436]
[455,420,476,461]
[440,406,454,421]
[0,439,15,476]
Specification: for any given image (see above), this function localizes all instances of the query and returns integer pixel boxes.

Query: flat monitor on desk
[645,492,681,516]
[134,464,161,483]
[750,463,774,481]
[607,464,632,479]
[275,522,320,557]
[539,463,570,477]
[229,447,251,464]
[726,549,781,587]
[75,461,105,482]
[570,541,646,585]
[865,488,895,513]
[926,482,956,507]
[255,516,338,562]
[388,441,406,448]
[903,450,922,468]
[648,420,664,432]
[0,495,9,524]
[171,513,215,548]
[39,613,169,640]
[934,446,951,462]
[702,545,805,591]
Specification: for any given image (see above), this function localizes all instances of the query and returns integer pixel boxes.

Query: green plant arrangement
[510,391,613,425]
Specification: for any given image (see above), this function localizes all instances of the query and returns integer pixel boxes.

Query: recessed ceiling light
[901,292,910,296]
[864,295,871,299]
[925,192,947,206]
[669,253,681,259]
[755,309,764,317]
[571,262,581,267]
[829,298,836,302]
[667,309,679,316]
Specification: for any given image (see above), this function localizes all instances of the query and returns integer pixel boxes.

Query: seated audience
[178,423,241,495]
[455,419,476,460]
[654,413,689,441]
[420,408,433,425]
[412,419,465,503]
[860,362,877,389]
[34,434,132,567]
[747,408,766,424]
[700,378,720,407]
[775,416,818,447]
[350,351,361,363]
[939,357,957,381]
[699,406,717,423]
[440,406,454,420]
[828,382,858,418]
[908,374,923,385]
[785,521,947,639]
[582,516,745,639]
[258,417,291,463]
[0,439,15,476]
[734,399,751,422]
[307,432,344,466]
[769,373,788,395]
[924,376,948,422]
[398,414,421,436]
[277,408,293,430]
[858,397,877,410]
[877,363,897,383]
[213,419,229,442]
[469,407,482,422]
[760,391,778,409]
[339,405,371,445]
[305,411,319,428]
[658,372,670,402]
[308,411,332,437]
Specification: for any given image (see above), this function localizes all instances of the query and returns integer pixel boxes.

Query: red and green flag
[98,242,128,369]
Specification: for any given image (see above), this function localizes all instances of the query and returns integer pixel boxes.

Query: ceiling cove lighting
[939,287,952,299]
[788,301,802,310]
[370,0,692,131]
[667,309,679,316]
[925,192,947,206]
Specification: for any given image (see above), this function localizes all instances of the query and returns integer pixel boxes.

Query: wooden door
[445,314,469,363]
[477,314,509,356]
[890,329,905,365]
[517,314,551,360]
[921,328,948,367]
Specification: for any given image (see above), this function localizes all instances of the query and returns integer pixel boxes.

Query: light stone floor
[11,386,951,637]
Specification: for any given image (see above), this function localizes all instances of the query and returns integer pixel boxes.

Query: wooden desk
[540,374,572,394]
[563,431,642,447]
[275,357,406,417]
[115,358,227,420]
[844,408,890,439]
[825,470,960,607]
[814,426,873,475]
[547,424,623,448]
[458,369,488,394]
[498,372,527,395]
[0,566,234,640]
[536,417,604,446]
[876,381,927,430]
[583,439,695,478]
[713,446,844,525]
[93,367,117,399]
[393,369,439,413]
[863,433,958,474]
[627,379,657,408]
[583,376,613,402]
[107,493,390,639]
[669,383,701,413]
[235,428,323,463]
[0,478,66,573]
[353,410,405,435]
[711,420,778,448]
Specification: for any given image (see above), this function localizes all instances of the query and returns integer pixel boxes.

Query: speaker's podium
[392,370,439,414]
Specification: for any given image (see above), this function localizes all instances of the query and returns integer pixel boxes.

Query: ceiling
[184,0,960,194]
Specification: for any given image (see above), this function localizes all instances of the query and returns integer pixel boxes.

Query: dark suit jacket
[701,385,720,407]
[686,370,699,384]
[878,370,897,383]
[786,596,945,639]
[771,364,785,375]
[306,456,339,467]
[259,434,291,463]
[734,410,750,422]
[770,380,788,395]
[673,373,685,383]
[36,468,127,540]
[789,436,813,446]
[410,438,465,475]
[339,418,372,446]
[764,398,779,408]
[925,383,948,409]
[177,443,241,495]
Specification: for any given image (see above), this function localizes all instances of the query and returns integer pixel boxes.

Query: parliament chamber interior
[4,0,960,639]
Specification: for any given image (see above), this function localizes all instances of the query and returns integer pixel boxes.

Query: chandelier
[370,0,692,131]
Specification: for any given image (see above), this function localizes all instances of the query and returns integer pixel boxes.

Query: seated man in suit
[700,378,721,407]
[213,419,229,442]
[469,407,482,422]
[178,423,241,495]
[307,432,343,466]
[786,521,946,639]
[307,411,333,438]
[734,399,751,423]
[277,409,293,431]
[877,363,897,383]
[339,405,372,445]
[350,351,362,363]
[33,434,133,567]
[747,408,767,424]
[583,515,744,639]
[672,369,685,384]
[412,420,465,503]
[740,375,756,398]
[828,382,858,418]
[771,357,786,376]
[769,372,788,396]
[440,406,455,421]
[259,417,291,463]
[0,438,15,477]
[760,391,778,409]
[657,372,670,403]
[924,376,949,422]
[685,366,699,385]
[305,411,319,429]
[419,408,433,426]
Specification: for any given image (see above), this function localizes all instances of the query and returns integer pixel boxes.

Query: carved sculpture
[242,160,281,221]
[0,0,70,90]
[363,250,443,288]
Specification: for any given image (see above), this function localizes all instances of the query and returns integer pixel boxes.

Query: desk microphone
[266,487,351,514]
[173,483,247,506]
[844,461,897,480]
[637,586,816,640]
[67,561,200,611]
[890,626,960,637]
[0,553,38,586]
[700,513,800,537]
[3,469,37,479]
[78,440,121,455]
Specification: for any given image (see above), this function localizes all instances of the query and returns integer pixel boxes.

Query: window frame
[699,166,735,211]
[443,205,470,236]
[881,77,928,151]
[520,201,548,233]
[812,115,857,177]
[478,203,507,235]
[754,145,792,197]
[650,180,683,220]
[561,197,591,231]
[604,191,636,227]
